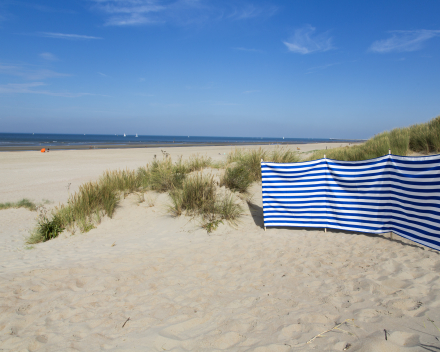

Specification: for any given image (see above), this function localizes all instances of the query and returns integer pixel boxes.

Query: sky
[0,0,440,139]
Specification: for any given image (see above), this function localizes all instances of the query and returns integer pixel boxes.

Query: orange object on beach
[41,148,46,153]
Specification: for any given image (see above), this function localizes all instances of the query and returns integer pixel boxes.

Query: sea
[0,133,362,149]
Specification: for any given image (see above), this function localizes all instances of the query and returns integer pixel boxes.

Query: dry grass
[220,164,252,193]
[138,157,186,192]
[30,155,217,243]
[224,147,300,192]
[168,173,242,229]
[409,116,440,153]
[184,154,212,172]
[308,129,410,161]
[308,115,440,161]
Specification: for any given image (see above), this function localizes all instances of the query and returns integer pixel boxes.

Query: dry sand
[1,143,440,351]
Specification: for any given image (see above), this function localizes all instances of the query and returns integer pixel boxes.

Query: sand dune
[1,145,440,351]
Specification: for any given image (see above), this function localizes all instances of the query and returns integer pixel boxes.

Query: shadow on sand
[246,201,433,251]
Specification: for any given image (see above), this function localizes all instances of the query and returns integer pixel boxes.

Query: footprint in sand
[16,304,31,315]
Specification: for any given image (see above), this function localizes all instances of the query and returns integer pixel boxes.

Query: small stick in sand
[307,319,356,344]
[122,317,130,328]
[428,317,440,332]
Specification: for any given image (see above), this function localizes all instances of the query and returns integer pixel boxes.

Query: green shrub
[28,207,64,243]
[221,165,252,193]
[202,219,223,233]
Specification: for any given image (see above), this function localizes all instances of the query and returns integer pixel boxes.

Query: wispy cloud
[91,0,181,26]
[284,25,334,54]
[39,52,58,61]
[0,63,69,80]
[370,30,440,53]
[90,0,276,26]
[0,82,93,97]
[37,32,103,40]
[98,72,108,77]
[227,4,276,20]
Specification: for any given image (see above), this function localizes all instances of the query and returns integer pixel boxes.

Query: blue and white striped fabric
[262,154,440,251]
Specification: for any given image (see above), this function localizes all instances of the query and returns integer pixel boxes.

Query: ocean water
[0,133,361,149]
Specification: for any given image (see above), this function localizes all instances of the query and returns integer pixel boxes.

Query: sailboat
[123,133,126,137]
[135,134,138,137]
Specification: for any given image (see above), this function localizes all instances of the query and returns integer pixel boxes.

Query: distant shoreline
[0,141,361,152]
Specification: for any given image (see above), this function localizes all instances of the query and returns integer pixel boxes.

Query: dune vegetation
[28,154,241,243]
[28,116,440,243]
[308,115,440,161]
[226,146,300,183]
[0,199,37,211]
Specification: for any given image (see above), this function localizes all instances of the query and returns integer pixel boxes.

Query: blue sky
[1,0,439,138]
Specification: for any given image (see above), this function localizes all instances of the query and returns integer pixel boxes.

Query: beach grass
[184,154,212,172]
[409,116,440,154]
[0,199,37,211]
[29,116,440,243]
[224,147,300,192]
[308,115,440,161]
[27,206,65,244]
[138,157,187,192]
[308,129,408,161]
[30,155,216,243]
[168,173,242,227]
[168,173,216,217]
[221,164,252,193]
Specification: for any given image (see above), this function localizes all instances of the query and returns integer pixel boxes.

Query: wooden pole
[262,158,266,231]
[324,155,327,232]
[324,154,327,232]
[389,149,391,155]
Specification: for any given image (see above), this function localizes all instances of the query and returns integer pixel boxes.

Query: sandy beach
[1,143,440,351]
